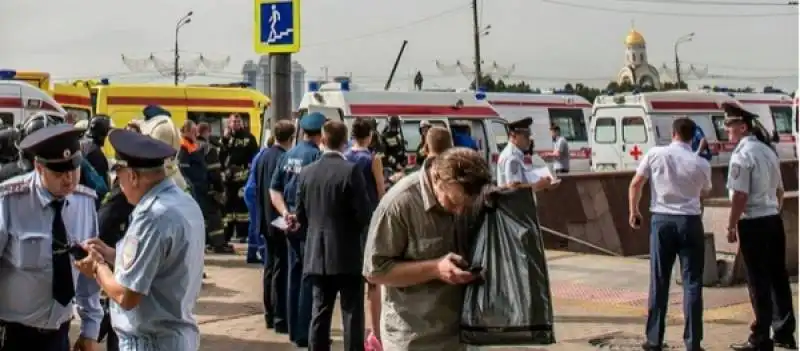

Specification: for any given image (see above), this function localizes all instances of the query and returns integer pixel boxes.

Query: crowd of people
[0,98,795,351]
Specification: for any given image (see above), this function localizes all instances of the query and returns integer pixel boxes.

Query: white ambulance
[590,91,744,171]
[728,92,797,160]
[486,92,593,172]
[0,77,67,126]
[297,81,509,175]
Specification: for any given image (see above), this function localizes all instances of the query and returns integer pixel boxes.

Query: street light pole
[174,11,193,86]
[471,0,483,90]
[673,32,694,88]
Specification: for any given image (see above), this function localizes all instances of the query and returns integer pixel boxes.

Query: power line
[603,0,797,6]
[303,3,470,48]
[541,0,798,17]
[682,61,797,72]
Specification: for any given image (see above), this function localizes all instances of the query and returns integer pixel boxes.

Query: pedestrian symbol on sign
[268,4,281,43]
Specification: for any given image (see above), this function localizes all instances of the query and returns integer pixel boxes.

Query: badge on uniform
[121,236,139,269]
[730,164,741,179]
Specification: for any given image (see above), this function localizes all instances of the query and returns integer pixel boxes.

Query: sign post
[254,0,301,123]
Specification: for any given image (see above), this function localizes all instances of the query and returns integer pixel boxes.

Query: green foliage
[471,75,769,103]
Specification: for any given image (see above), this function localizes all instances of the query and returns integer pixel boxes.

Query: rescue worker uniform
[723,103,797,351]
[244,149,267,263]
[269,112,324,347]
[104,129,205,351]
[220,129,259,243]
[497,118,534,187]
[0,124,103,351]
[197,135,230,253]
[379,116,407,174]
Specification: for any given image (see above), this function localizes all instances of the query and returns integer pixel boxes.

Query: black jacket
[255,144,286,237]
[98,183,135,246]
[296,153,371,276]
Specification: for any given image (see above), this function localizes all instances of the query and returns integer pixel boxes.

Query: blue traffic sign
[254,0,301,54]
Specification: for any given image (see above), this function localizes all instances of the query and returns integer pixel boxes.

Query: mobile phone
[68,245,88,260]
[634,217,642,226]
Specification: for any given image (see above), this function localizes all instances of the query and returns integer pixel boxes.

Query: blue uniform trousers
[645,213,704,350]
[243,193,265,261]
[287,234,312,345]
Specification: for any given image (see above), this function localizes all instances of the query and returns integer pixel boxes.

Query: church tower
[617,27,662,89]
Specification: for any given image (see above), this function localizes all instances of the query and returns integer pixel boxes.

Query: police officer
[268,112,324,348]
[81,115,112,188]
[196,123,232,254]
[74,129,206,351]
[0,124,103,351]
[379,116,407,174]
[497,117,555,191]
[220,114,259,244]
[722,103,797,351]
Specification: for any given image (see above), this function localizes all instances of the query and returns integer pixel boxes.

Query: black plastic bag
[460,188,556,345]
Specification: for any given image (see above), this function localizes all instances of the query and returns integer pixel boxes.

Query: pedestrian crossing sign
[254,0,301,54]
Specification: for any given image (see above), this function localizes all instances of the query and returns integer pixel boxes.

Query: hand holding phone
[68,244,89,260]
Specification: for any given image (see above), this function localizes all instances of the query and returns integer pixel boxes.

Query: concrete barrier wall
[536,161,798,256]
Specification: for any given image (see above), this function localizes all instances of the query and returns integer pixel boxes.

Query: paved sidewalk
[71,249,797,350]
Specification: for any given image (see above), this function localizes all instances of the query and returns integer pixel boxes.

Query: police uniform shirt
[726,135,783,219]
[110,178,205,350]
[269,141,321,212]
[496,143,530,187]
[0,172,103,339]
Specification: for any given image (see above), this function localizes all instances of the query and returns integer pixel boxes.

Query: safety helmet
[20,112,65,141]
[86,115,112,140]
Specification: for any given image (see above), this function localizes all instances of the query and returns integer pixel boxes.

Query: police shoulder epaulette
[74,185,98,199]
[0,181,31,197]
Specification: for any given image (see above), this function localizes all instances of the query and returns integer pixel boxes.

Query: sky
[0,0,797,91]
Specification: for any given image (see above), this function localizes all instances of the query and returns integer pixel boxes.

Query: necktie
[50,200,75,306]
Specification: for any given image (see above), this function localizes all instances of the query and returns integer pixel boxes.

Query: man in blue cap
[74,129,205,351]
[268,112,324,348]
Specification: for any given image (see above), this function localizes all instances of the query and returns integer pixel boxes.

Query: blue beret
[300,112,326,132]
[143,105,171,121]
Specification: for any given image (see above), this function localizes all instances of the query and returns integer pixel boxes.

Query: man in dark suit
[256,120,295,333]
[295,120,371,351]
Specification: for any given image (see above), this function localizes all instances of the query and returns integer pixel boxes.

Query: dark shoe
[246,257,263,264]
[274,322,288,334]
[730,340,772,351]
[212,245,235,254]
[774,337,798,350]
[293,340,308,348]
[642,342,662,350]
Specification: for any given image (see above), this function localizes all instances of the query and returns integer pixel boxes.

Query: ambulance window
[64,107,90,124]
[770,106,793,134]
[489,120,509,150]
[0,113,12,126]
[622,117,647,143]
[401,120,445,152]
[594,118,616,143]
[187,112,247,138]
[548,109,588,142]
[711,115,728,141]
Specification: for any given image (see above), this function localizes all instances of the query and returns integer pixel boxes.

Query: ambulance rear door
[590,106,652,171]
[0,83,21,126]
[400,117,448,167]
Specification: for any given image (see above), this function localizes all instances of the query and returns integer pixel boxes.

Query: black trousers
[738,214,796,344]
[197,190,226,249]
[263,231,289,333]
[223,180,248,241]
[309,275,365,351]
[0,321,70,351]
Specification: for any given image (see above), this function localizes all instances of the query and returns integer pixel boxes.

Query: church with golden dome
[617,28,662,89]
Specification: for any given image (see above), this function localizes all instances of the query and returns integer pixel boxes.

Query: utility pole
[471,0,483,90]
[270,54,292,121]
[174,11,193,86]
[673,32,694,88]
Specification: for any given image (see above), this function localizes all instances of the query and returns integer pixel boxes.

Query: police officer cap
[108,129,177,170]
[721,102,758,125]
[143,105,171,121]
[300,112,326,132]
[18,124,84,172]
[508,117,533,133]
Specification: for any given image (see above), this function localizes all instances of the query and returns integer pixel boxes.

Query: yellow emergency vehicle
[89,82,269,155]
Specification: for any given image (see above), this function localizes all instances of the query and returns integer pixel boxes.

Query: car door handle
[621,144,626,151]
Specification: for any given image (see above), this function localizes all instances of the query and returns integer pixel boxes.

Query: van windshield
[770,105,793,134]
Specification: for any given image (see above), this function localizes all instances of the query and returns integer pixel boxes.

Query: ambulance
[89,82,270,155]
[486,92,593,172]
[590,91,747,171]
[0,79,67,126]
[0,70,91,123]
[297,81,510,175]
[728,92,797,160]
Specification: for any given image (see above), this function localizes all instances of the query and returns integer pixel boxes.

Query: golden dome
[625,29,646,46]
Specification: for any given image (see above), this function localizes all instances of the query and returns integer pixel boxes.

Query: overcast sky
[0,0,797,91]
